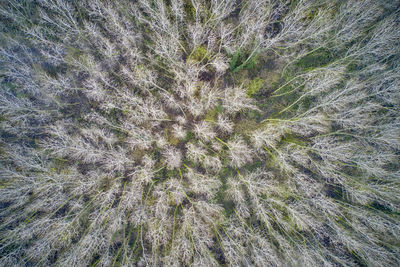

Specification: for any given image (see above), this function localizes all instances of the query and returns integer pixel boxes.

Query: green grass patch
[295,47,334,70]
[216,167,236,217]
[243,160,262,172]
[229,49,259,73]
[184,130,195,142]
[281,134,307,146]
[234,119,259,134]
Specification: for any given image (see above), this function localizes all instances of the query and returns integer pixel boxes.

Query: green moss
[0,179,11,189]
[234,119,259,134]
[65,46,84,62]
[243,160,262,172]
[246,109,262,121]
[130,149,147,162]
[295,47,334,70]
[51,157,70,173]
[166,169,179,179]
[169,136,180,146]
[108,108,123,124]
[0,114,7,122]
[204,107,219,122]
[245,77,264,97]
[164,126,180,146]
[347,61,361,73]
[304,8,319,21]
[264,72,281,90]
[189,45,209,62]
[184,0,196,22]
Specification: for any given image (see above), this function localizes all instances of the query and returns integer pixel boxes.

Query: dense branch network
[0,0,399,266]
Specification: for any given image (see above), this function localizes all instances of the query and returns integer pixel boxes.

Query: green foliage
[229,50,240,71]
[245,77,264,96]
[229,49,259,73]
